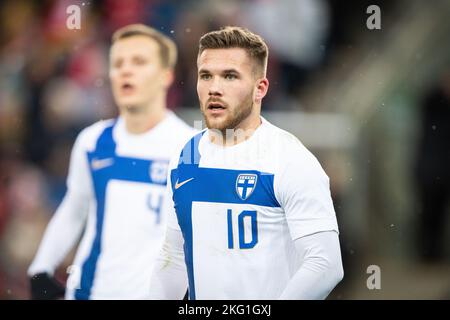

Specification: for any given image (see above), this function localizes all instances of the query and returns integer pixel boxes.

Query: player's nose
[118,62,134,78]
[208,77,223,96]
[120,69,133,78]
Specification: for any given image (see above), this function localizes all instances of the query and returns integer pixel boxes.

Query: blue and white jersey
[167,117,339,300]
[29,111,195,299]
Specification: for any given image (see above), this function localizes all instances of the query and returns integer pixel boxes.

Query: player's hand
[29,272,65,300]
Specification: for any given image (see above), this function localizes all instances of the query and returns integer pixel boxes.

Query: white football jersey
[167,117,339,299]
[29,111,195,299]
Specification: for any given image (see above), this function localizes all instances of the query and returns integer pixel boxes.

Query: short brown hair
[112,24,177,69]
[198,26,269,77]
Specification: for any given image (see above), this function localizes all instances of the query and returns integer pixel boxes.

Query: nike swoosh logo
[91,158,114,170]
[175,178,194,189]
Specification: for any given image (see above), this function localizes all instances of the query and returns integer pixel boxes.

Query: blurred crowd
[1,0,448,299]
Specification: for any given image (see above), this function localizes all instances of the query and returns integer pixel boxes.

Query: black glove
[29,272,65,300]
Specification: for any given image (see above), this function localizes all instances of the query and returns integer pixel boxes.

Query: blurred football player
[28,24,195,300]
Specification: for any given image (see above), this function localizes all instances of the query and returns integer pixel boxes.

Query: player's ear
[163,69,175,89]
[255,78,269,102]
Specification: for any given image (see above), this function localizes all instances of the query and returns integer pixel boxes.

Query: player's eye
[112,60,123,69]
[200,73,212,80]
[133,56,147,65]
[224,73,237,80]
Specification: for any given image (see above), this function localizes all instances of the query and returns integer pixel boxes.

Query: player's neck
[122,99,167,135]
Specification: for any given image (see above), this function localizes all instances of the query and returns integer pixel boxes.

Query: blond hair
[112,24,177,69]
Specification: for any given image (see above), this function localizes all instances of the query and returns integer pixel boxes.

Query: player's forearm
[28,192,88,276]
[278,231,344,300]
[149,228,188,299]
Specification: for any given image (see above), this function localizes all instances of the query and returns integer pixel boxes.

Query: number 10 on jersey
[227,209,258,249]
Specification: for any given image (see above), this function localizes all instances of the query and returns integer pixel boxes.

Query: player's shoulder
[263,119,325,175]
[162,111,198,148]
[76,118,116,151]
[168,129,206,171]
[263,119,313,159]
[166,111,197,136]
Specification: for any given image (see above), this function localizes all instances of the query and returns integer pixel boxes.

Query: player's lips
[207,102,227,115]
[120,82,136,95]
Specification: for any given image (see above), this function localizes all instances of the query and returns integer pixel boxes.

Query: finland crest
[149,161,168,184]
[236,174,258,200]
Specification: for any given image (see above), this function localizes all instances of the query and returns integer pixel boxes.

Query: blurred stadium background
[1,0,449,299]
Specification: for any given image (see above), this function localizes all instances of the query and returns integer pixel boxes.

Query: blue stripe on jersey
[171,132,281,300]
[74,122,168,300]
